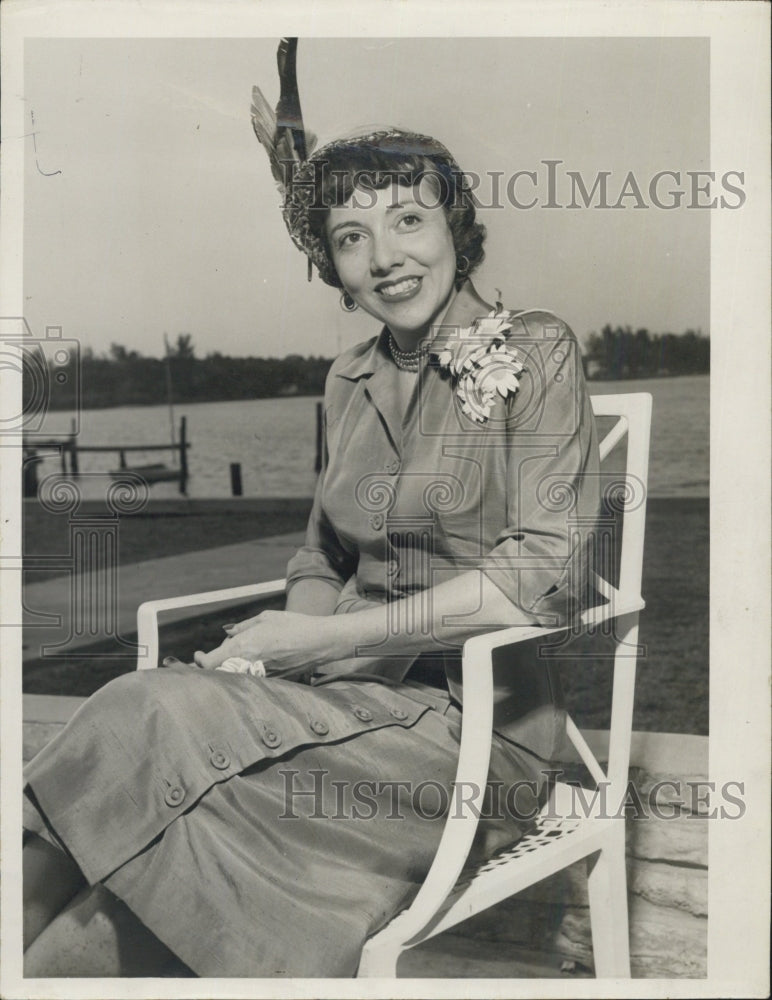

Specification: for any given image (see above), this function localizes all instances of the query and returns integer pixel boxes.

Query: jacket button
[369,513,384,530]
[164,785,185,807]
[209,750,230,770]
[385,459,401,475]
[262,729,282,748]
[353,706,373,722]
[310,719,329,736]
[390,707,409,721]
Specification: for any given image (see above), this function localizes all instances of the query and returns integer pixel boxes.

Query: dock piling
[69,418,79,476]
[179,416,188,495]
[315,401,323,472]
[230,463,243,497]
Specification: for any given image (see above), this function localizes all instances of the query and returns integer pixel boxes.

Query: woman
[22,48,600,979]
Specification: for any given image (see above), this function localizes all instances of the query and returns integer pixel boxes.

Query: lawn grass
[22,498,708,735]
[23,498,313,581]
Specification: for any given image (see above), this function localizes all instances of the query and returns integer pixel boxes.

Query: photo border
[1,2,769,998]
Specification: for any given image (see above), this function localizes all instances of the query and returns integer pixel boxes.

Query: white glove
[216,656,266,677]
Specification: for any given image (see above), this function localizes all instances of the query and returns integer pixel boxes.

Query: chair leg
[357,938,402,977]
[586,828,631,978]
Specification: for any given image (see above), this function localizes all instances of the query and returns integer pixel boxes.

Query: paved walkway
[22,531,305,661]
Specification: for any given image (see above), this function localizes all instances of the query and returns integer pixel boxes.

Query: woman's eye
[398,213,421,229]
[337,231,365,249]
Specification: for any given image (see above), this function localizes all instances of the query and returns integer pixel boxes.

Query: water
[589,374,708,497]
[35,375,708,499]
[36,396,322,500]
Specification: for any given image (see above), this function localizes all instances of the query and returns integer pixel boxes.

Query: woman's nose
[369,232,404,275]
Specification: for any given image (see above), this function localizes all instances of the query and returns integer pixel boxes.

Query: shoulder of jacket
[505,308,576,341]
[326,335,379,379]
[323,335,381,407]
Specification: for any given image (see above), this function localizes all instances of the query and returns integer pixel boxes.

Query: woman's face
[325,176,457,344]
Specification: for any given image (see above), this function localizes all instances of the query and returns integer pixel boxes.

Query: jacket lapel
[335,330,404,452]
[364,360,405,452]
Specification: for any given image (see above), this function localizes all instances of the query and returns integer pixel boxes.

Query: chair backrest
[562,392,652,795]
[590,392,652,610]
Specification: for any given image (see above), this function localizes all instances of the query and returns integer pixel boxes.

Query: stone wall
[455,731,709,978]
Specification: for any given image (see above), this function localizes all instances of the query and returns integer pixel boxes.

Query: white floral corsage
[430,311,525,423]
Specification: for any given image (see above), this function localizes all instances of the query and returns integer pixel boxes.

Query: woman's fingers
[161,656,196,668]
[194,624,269,669]
[223,612,266,636]
[194,641,234,670]
[194,611,316,673]
[195,641,268,674]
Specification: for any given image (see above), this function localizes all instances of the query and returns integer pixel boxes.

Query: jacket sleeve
[284,369,357,596]
[480,312,601,627]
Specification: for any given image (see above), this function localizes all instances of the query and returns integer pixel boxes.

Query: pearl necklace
[388,333,422,372]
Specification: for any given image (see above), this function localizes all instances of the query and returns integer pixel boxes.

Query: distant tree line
[25,335,335,412]
[584,325,709,379]
[25,327,709,412]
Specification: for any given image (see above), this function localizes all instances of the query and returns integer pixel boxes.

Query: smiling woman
[325,177,458,347]
[22,39,601,979]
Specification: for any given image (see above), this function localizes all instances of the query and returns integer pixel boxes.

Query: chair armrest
[135,579,286,670]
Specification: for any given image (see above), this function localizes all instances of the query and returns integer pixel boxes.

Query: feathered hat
[251,37,325,281]
[251,38,463,287]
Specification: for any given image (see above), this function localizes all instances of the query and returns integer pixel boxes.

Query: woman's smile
[326,176,457,348]
[375,276,422,300]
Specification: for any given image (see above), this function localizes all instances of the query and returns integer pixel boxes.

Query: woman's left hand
[193,610,340,673]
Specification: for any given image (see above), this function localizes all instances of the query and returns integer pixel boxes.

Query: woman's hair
[281,129,486,288]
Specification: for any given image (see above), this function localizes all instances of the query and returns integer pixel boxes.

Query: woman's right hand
[192,609,344,674]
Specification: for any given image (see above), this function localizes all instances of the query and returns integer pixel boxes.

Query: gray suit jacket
[286,281,601,761]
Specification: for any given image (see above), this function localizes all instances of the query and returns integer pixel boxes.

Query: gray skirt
[23,665,543,977]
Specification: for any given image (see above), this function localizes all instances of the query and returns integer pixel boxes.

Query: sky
[22,36,710,359]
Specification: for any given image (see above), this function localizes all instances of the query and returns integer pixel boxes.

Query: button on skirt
[24,665,543,978]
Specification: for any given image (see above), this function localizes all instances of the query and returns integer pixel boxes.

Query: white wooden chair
[136,392,652,979]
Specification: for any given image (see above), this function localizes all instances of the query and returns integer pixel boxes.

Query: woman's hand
[194,571,538,676]
[193,610,342,674]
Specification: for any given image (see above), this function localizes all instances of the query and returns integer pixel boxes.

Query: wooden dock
[24,416,190,495]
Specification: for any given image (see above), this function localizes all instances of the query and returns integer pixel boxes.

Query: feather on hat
[251,38,316,190]
[251,39,465,287]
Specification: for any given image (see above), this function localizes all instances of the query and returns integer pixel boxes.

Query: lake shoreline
[38,368,709,414]
[27,374,708,500]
